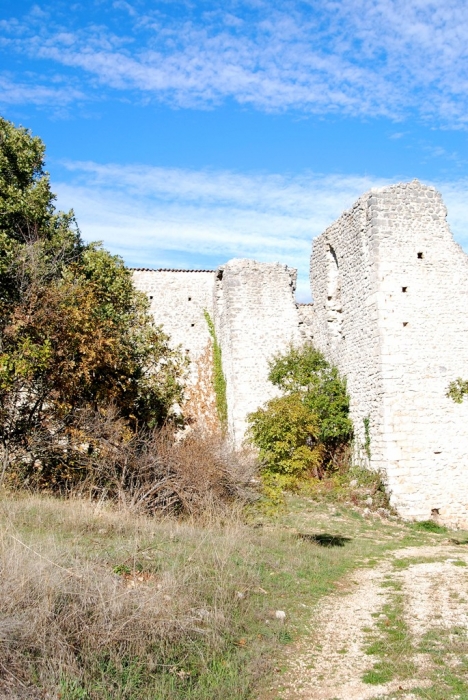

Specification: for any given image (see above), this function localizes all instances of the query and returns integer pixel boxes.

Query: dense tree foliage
[268,344,353,450]
[248,344,353,491]
[0,117,186,487]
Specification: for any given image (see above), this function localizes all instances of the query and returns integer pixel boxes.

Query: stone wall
[297,303,315,343]
[213,259,302,446]
[131,183,468,526]
[132,262,302,445]
[132,269,218,427]
[132,269,216,364]
[310,181,468,527]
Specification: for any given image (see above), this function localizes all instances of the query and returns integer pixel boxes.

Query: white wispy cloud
[0,74,84,107]
[1,0,468,124]
[53,161,468,301]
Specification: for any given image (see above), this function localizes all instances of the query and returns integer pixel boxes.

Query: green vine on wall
[363,416,371,461]
[204,310,228,428]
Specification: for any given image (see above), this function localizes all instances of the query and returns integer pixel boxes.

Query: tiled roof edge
[130,268,215,273]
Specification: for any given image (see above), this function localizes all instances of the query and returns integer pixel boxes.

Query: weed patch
[412,520,448,534]
[362,591,416,685]
[410,626,468,699]
[392,556,445,570]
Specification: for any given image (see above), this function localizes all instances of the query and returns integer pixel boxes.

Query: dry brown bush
[7,404,259,516]
[77,419,258,516]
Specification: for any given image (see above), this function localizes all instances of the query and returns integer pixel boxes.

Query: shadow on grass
[298,533,352,548]
[450,537,468,545]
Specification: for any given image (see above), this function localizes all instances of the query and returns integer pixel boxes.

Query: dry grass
[0,494,261,699]
[0,425,261,698]
[0,490,430,699]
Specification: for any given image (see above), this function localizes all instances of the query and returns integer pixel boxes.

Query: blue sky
[1,0,467,299]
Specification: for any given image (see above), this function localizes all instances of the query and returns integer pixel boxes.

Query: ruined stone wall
[132,269,216,360]
[132,263,303,444]
[310,193,384,465]
[213,259,302,446]
[131,185,468,526]
[311,181,468,527]
[297,303,316,343]
[132,269,218,427]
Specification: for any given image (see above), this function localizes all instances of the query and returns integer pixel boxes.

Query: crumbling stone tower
[310,181,468,526]
[213,259,302,445]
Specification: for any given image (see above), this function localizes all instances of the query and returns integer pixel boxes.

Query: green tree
[248,344,353,491]
[248,393,323,491]
[0,117,81,304]
[268,344,353,452]
[0,117,186,487]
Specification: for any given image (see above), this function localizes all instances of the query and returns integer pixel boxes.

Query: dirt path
[276,544,468,700]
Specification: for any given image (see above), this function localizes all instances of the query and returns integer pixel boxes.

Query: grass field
[0,492,449,699]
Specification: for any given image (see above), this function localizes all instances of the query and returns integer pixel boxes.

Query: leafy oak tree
[0,117,186,487]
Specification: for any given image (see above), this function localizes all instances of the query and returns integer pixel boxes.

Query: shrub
[267,344,353,456]
[66,408,258,516]
[248,344,353,493]
[447,378,468,403]
[247,393,323,491]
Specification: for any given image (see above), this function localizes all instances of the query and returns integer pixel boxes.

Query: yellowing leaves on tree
[0,117,187,489]
[249,393,323,484]
[248,344,352,499]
